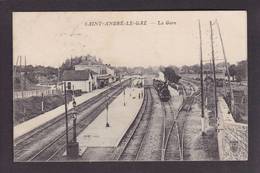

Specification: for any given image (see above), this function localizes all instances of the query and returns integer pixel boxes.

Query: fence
[14,89,63,99]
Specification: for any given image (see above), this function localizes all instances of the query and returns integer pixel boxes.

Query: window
[67,82,71,90]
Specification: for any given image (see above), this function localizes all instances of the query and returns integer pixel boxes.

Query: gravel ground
[113,87,153,161]
[136,88,163,161]
[183,103,219,160]
[165,124,181,160]
[164,93,183,160]
[81,147,115,161]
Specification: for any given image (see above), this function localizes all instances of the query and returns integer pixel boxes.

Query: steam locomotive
[153,79,171,102]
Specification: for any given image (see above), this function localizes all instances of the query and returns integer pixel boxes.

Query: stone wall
[217,97,248,160]
[220,122,248,160]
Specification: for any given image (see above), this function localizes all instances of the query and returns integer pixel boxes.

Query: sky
[13,11,247,68]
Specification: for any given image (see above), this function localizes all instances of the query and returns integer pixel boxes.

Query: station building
[74,62,117,88]
[62,70,97,92]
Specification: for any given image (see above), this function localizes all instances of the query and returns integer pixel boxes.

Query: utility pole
[58,67,60,83]
[215,19,234,114]
[41,92,44,112]
[71,57,73,69]
[20,56,24,98]
[14,56,20,94]
[123,88,126,106]
[24,56,27,90]
[198,20,205,134]
[64,82,69,152]
[14,56,20,77]
[210,21,218,119]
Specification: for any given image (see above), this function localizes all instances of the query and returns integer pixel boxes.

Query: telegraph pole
[19,56,24,98]
[14,56,20,75]
[215,19,234,114]
[198,20,205,134]
[123,88,126,106]
[58,67,60,84]
[210,21,218,119]
[24,56,27,90]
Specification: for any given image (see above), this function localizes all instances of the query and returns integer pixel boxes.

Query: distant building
[75,64,107,74]
[105,65,115,76]
[62,70,97,92]
[75,61,107,74]
[74,61,116,88]
[96,74,113,88]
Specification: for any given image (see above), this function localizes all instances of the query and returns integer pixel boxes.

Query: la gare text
[84,20,176,26]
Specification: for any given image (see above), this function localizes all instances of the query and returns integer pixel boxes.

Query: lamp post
[64,82,69,152]
[66,97,79,158]
[123,88,126,106]
[106,95,110,127]
[72,99,77,142]
[41,92,44,113]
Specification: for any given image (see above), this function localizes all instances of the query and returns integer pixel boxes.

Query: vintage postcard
[13,11,247,162]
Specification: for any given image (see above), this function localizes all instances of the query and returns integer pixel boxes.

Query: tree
[26,72,38,83]
[181,65,190,74]
[163,66,181,84]
[169,65,180,74]
[191,64,200,74]
[228,64,237,81]
[236,60,247,81]
[60,59,74,72]
[226,60,247,82]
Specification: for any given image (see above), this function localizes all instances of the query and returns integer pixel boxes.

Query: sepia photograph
[12,11,247,162]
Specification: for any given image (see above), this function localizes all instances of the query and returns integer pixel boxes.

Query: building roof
[62,70,96,81]
[77,61,102,66]
[97,74,112,80]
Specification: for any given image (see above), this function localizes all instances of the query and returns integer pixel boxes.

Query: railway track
[114,87,153,161]
[161,100,183,161]
[14,80,131,162]
[114,79,198,161]
[161,79,198,161]
[14,80,129,146]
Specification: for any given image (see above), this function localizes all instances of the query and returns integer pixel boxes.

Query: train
[153,79,171,102]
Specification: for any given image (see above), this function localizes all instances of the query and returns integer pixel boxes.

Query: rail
[116,87,153,161]
[14,80,130,161]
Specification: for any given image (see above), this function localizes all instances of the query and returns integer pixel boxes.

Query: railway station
[12,11,248,162]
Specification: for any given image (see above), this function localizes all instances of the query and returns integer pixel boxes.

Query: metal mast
[14,56,20,75]
[198,20,205,134]
[20,55,24,98]
[215,19,234,114]
[210,21,218,119]
[24,56,27,90]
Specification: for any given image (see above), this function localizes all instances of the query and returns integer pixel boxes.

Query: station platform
[14,79,127,140]
[76,86,144,155]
